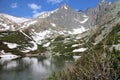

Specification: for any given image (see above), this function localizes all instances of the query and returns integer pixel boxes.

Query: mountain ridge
[0,0,111,31]
[0,0,118,55]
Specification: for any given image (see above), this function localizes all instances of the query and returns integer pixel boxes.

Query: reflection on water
[0,55,75,80]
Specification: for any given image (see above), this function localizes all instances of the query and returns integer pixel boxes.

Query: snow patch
[20,21,37,30]
[27,21,37,26]
[73,48,87,52]
[0,23,10,31]
[72,44,82,47]
[31,30,51,44]
[113,44,120,50]
[83,15,88,18]
[0,51,19,61]
[0,23,15,31]
[37,9,58,18]
[76,36,82,40]
[72,44,79,47]
[50,23,56,27]
[21,21,37,29]
[3,42,19,49]
[43,42,51,47]
[69,27,86,34]
[64,6,68,10]
[73,56,81,61]
[39,12,50,18]
[74,17,89,24]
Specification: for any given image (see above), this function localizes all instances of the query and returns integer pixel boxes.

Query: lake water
[0,55,75,80]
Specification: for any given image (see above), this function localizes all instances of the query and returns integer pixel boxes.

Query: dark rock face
[86,0,112,28]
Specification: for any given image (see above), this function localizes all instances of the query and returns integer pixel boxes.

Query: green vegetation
[49,48,120,80]
[0,31,47,56]
[49,24,120,80]
[50,35,85,55]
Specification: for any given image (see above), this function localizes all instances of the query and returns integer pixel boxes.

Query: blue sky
[0,0,114,18]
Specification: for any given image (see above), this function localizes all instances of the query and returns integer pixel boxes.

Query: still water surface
[0,55,75,80]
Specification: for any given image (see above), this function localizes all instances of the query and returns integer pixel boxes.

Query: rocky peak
[60,3,70,10]
[85,0,111,28]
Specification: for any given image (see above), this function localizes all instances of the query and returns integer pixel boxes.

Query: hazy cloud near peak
[47,0,63,5]
[28,3,42,18]
[28,3,41,10]
[11,3,18,8]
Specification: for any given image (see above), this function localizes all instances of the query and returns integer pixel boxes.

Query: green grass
[0,31,47,56]
[48,24,120,80]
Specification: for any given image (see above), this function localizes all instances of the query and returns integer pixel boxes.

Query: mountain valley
[0,0,120,80]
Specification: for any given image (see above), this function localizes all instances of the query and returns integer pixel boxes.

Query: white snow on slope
[73,48,87,52]
[72,44,79,47]
[0,23,10,31]
[0,54,19,59]
[21,21,37,29]
[73,56,81,61]
[37,9,58,18]
[64,6,68,10]
[50,23,56,27]
[69,27,86,34]
[83,15,88,18]
[72,44,82,47]
[38,12,50,18]
[3,42,19,49]
[0,50,19,61]
[0,23,15,31]
[30,28,86,43]
[113,44,120,50]
[0,22,15,31]
[26,21,37,26]
[74,17,89,24]
[1,14,29,23]
[31,30,51,44]
[43,42,51,47]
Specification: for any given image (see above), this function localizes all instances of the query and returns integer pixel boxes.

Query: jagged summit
[86,0,111,27]
[0,0,115,32]
[35,4,72,18]
[60,3,70,10]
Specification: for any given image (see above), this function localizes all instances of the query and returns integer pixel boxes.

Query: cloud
[28,3,42,17]
[28,3,41,10]
[47,0,63,5]
[11,3,18,8]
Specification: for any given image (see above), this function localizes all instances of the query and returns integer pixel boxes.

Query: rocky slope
[49,0,120,79]
[0,0,118,57]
